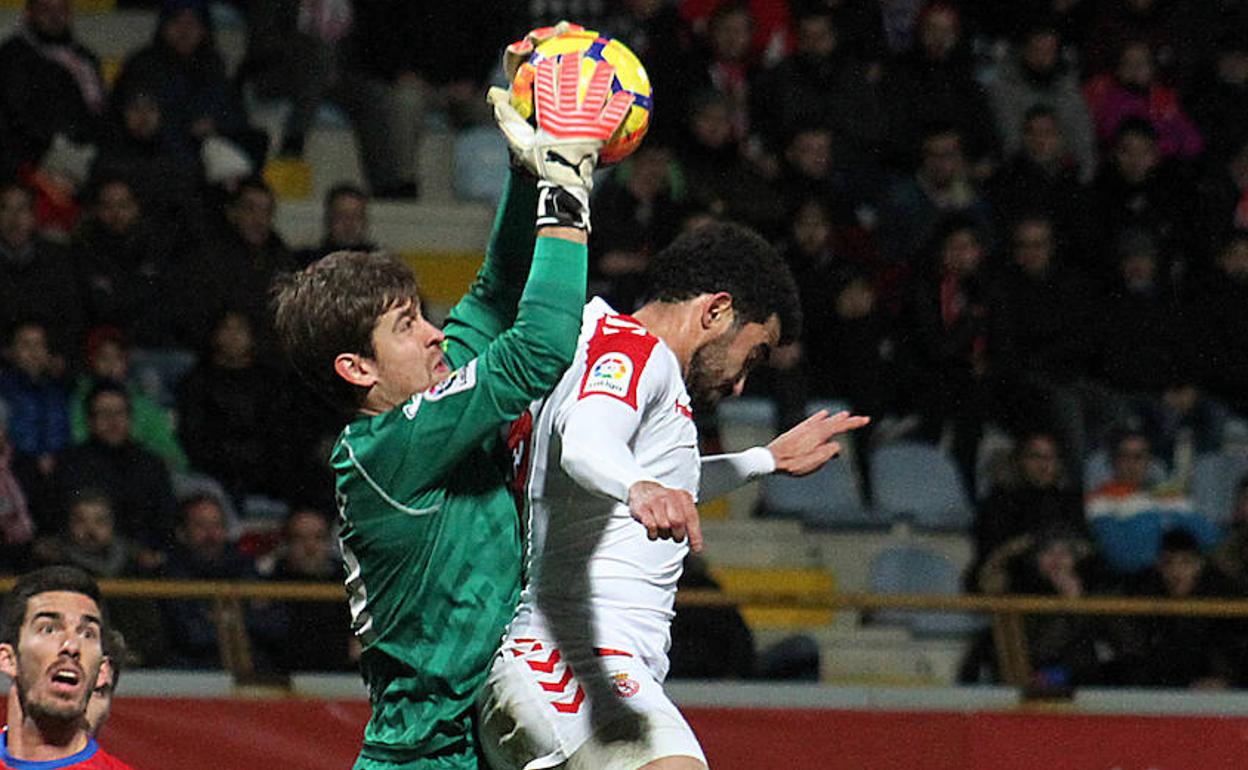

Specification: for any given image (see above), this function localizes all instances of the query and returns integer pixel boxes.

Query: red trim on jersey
[594,647,635,657]
[552,686,586,714]
[578,314,659,410]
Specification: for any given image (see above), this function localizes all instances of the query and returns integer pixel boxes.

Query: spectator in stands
[0,399,36,568]
[1083,39,1203,160]
[73,178,183,348]
[0,321,70,483]
[1085,429,1219,576]
[750,4,884,163]
[1211,477,1248,590]
[0,183,85,361]
[988,21,1097,183]
[775,197,891,463]
[1115,528,1241,689]
[588,143,684,313]
[877,125,993,265]
[988,216,1110,466]
[1187,232,1248,416]
[91,85,206,236]
[881,3,999,173]
[667,554,757,680]
[1187,30,1248,164]
[163,493,284,669]
[55,380,179,549]
[113,0,265,174]
[976,525,1104,690]
[971,433,1088,579]
[681,0,792,68]
[985,106,1089,246]
[1086,119,1197,286]
[69,327,186,472]
[899,215,993,490]
[1082,0,1213,88]
[259,507,353,672]
[32,489,168,666]
[295,183,376,267]
[0,0,106,175]
[178,178,294,349]
[776,123,882,235]
[679,90,785,235]
[683,2,759,149]
[1090,229,1222,459]
[177,310,288,506]
[1195,135,1248,261]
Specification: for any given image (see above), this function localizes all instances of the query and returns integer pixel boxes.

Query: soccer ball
[510,29,652,166]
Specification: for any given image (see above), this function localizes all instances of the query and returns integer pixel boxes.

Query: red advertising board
[81,698,1248,770]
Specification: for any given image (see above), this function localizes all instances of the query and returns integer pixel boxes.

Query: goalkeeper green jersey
[330,175,585,768]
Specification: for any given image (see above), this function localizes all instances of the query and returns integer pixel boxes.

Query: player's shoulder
[577,300,672,409]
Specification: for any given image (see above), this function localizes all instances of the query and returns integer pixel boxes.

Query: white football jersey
[507,297,698,681]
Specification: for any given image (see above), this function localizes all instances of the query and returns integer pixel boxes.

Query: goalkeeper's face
[362,299,449,412]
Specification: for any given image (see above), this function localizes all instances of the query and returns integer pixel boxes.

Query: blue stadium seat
[870,442,972,531]
[1191,452,1248,526]
[867,545,984,637]
[759,455,876,529]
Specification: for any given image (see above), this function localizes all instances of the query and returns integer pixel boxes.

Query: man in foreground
[272,41,634,769]
[0,565,132,769]
[478,222,870,769]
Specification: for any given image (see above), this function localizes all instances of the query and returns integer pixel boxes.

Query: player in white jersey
[478,222,869,770]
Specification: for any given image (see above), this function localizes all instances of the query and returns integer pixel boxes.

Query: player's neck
[5,699,89,762]
[632,301,704,376]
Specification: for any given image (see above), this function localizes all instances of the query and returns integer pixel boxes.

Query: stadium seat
[869,442,972,531]
[710,566,836,628]
[1191,452,1248,526]
[867,545,984,637]
[759,456,876,529]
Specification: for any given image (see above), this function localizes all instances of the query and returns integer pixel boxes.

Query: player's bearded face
[7,592,105,725]
[687,316,779,410]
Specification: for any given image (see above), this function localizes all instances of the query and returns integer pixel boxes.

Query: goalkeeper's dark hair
[272,251,421,413]
[642,222,801,345]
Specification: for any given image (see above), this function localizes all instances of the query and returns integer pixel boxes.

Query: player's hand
[627,481,703,553]
[502,20,584,83]
[767,410,871,477]
[487,51,634,191]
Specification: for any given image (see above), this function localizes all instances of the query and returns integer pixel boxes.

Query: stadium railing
[2,577,1244,689]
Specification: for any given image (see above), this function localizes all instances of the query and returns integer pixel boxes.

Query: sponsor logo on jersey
[675,395,693,419]
[424,359,478,402]
[611,671,640,698]
[582,352,634,398]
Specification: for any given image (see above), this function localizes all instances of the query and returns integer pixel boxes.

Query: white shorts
[476,638,707,770]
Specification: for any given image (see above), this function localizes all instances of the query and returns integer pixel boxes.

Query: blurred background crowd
[1,0,1248,687]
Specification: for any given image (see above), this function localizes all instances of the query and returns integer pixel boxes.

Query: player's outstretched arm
[698,410,871,501]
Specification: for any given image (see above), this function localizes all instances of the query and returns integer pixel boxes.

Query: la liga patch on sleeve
[578,314,657,409]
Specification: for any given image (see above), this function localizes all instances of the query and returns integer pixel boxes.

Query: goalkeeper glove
[487,52,634,192]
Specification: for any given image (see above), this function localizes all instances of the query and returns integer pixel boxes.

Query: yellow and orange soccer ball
[509,29,653,165]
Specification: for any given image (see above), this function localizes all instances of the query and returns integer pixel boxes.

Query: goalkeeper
[272,28,634,770]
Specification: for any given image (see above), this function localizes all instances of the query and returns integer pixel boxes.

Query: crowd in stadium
[1,0,1247,685]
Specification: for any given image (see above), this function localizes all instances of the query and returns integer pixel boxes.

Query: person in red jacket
[0,565,133,769]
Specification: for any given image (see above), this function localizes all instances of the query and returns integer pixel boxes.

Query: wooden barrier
[5,577,1245,688]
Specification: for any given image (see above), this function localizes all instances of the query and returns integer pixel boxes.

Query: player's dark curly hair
[642,222,802,345]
